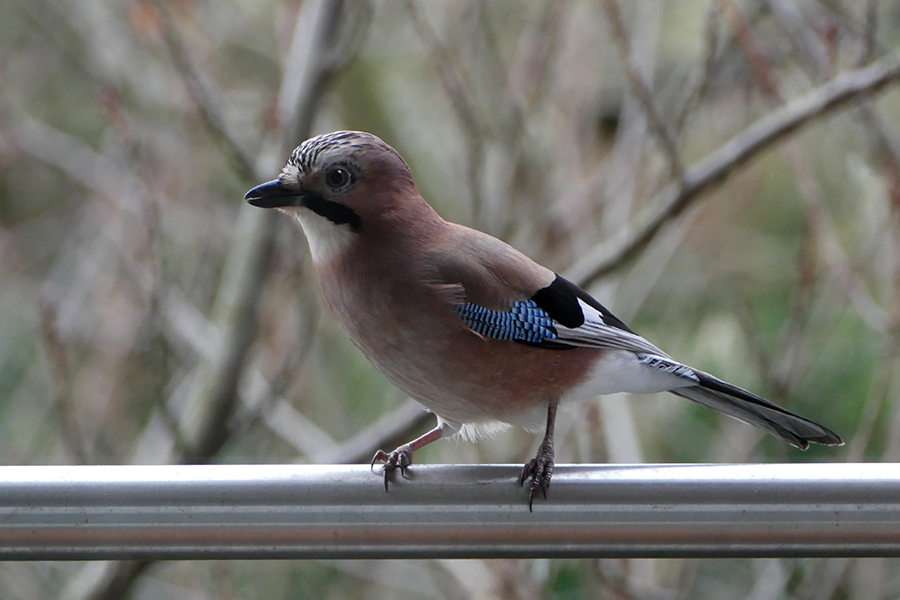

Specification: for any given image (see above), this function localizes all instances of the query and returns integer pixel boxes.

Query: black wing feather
[530,274,634,333]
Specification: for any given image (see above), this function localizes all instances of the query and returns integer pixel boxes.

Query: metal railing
[1,463,898,560]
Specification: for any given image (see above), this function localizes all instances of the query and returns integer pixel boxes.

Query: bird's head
[245,131,428,264]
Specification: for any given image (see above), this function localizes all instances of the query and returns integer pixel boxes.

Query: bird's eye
[325,167,352,189]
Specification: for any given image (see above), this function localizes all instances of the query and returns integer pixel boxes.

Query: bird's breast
[314,257,604,427]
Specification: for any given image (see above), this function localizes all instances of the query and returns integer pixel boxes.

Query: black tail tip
[801,429,844,449]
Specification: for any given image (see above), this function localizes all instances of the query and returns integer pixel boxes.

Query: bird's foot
[519,442,554,511]
[371,445,413,491]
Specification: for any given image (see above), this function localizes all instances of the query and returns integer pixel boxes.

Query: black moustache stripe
[303,195,362,232]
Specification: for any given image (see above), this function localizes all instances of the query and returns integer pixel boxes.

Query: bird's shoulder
[427,223,555,311]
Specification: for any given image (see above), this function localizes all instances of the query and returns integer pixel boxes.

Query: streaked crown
[286,131,407,175]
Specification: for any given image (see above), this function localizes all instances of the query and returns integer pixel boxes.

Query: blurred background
[2,0,900,598]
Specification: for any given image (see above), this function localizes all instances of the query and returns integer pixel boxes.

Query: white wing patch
[554,299,671,356]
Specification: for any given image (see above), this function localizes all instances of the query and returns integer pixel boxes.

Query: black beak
[244,179,309,208]
[245,179,362,231]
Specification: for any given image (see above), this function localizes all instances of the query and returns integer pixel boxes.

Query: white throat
[287,208,357,265]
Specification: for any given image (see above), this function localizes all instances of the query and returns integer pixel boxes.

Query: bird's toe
[520,446,554,511]
[371,446,414,491]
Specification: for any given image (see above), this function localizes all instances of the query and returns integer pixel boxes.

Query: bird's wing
[434,229,669,356]
[455,274,671,356]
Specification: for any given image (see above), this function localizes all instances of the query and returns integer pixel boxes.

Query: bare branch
[566,50,900,287]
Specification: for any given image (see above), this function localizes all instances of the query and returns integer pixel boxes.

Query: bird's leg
[519,402,558,511]
[371,424,446,491]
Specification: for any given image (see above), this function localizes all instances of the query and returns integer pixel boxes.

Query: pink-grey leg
[371,423,447,491]
[519,402,558,511]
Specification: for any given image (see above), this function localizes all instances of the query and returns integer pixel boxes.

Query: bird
[245,130,843,509]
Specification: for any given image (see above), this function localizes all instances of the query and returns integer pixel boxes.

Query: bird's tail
[670,371,843,449]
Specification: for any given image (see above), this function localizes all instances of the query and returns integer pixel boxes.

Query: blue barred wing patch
[454,300,558,344]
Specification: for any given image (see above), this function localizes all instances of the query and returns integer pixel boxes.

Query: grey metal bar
[0,463,898,560]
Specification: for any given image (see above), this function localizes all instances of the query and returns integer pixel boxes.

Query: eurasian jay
[246,130,842,508]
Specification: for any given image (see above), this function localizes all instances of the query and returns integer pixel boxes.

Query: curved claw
[371,446,413,491]
[519,445,554,511]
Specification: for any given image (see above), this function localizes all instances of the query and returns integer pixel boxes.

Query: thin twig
[404,0,486,222]
[38,300,89,464]
[718,0,784,101]
[280,0,371,149]
[150,0,257,180]
[765,0,831,80]
[600,0,685,183]
[674,2,723,134]
[859,0,879,67]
